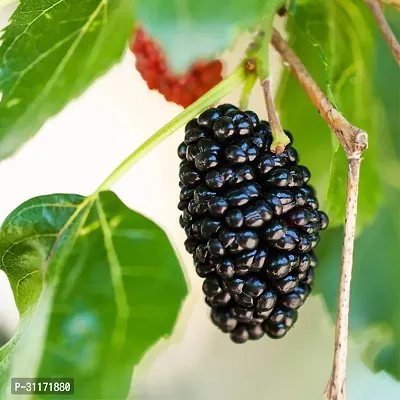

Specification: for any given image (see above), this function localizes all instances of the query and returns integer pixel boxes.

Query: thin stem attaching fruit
[249,19,290,154]
[96,64,247,192]
[365,0,400,66]
[261,77,290,154]
[271,27,368,400]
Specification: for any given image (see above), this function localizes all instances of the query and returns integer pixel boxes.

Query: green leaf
[0,0,134,160]
[315,6,400,380]
[324,0,381,229]
[277,0,382,230]
[0,191,187,398]
[137,0,284,72]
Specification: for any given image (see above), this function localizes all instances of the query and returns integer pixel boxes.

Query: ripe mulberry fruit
[178,104,329,343]
[131,27,223,108]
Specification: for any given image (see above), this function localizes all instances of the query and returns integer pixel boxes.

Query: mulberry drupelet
[178,104,329,343]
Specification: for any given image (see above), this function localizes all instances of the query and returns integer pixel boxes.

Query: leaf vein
[96,198,129,350]
[1,0,108,117]
[1,233,58,271]
[1,28,82,94]
[15,269,41,306]
[2,0,66,67]
[35,0,108,103]
[3,203,79,228]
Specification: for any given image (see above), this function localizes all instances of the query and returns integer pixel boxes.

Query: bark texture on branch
[271,27,368,400]
[324,157,362,400]
[271,28,368,157]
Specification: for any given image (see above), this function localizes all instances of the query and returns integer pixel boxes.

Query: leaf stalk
[240,70,257,109]
[96,65,246,192]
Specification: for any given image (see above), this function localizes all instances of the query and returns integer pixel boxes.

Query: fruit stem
[96,65,246,192]
[248,17,290,154]
[239,69,257,110]
[261,76,290,154]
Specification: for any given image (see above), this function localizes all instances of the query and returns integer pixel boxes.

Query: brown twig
[324,157,361,400]
[271,27,368,400]
[271,28,367,157]
[365,0,400,66]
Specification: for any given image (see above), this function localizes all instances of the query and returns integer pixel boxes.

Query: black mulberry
[178,104,329,343]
